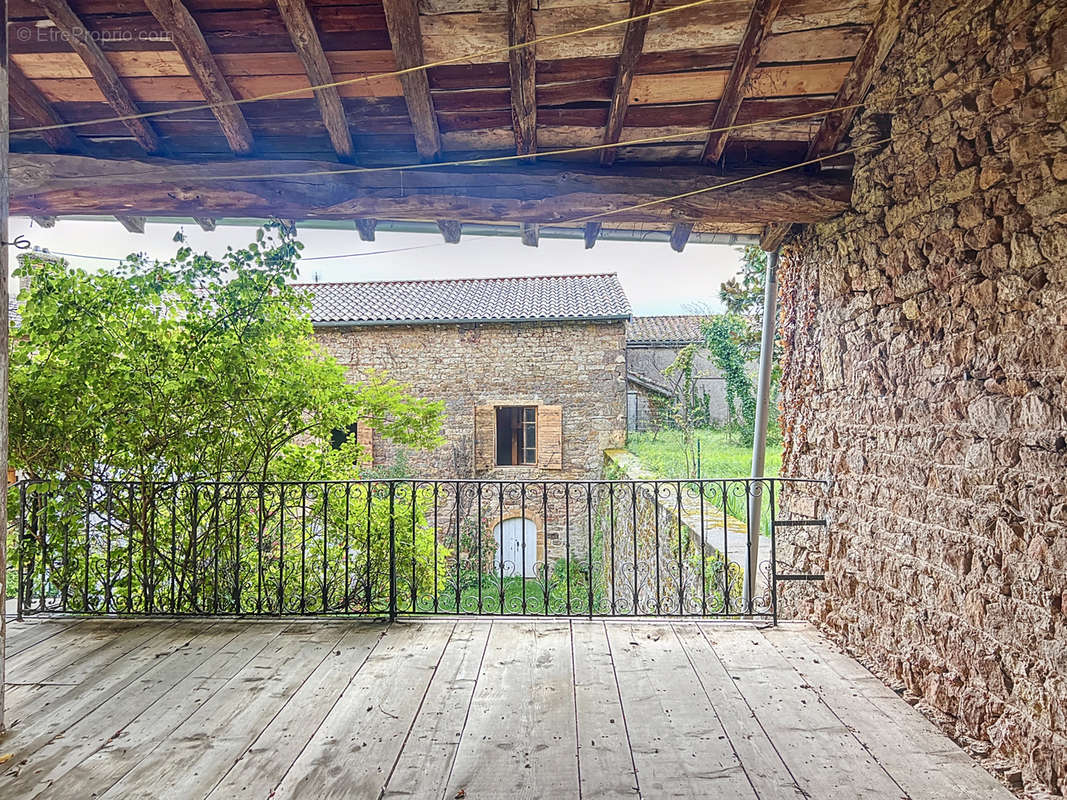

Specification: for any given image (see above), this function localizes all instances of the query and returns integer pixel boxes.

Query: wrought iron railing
[12,477,827,622]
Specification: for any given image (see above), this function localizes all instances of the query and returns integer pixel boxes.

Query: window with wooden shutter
[474,405,496,472]
[537,405,563,470]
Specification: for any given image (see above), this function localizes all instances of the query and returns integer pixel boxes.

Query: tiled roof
[296,274,631,325]
[626,315,707,345]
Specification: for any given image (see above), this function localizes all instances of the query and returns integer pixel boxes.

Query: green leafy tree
[10,227,448,611]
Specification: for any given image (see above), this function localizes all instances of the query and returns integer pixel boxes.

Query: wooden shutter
[538,405,563,470]
[474,405,496,472]
[357,423,374,465]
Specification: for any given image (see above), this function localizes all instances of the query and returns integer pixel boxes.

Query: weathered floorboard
[94,622,349,799]
[206,624,384,799]
[764,626,1016,800]
[572,621,639,799]
[1,620,1012,800]
[381,622,492,799]
[270,622,454,800]
[43,624,288,800]
[707,626,906,798]
[445,622,579,799]
[606,623,758,798]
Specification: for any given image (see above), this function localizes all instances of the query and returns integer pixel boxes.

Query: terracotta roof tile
[626,315,707,345]
[296,273,631,324]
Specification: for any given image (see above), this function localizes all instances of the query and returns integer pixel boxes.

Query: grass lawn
[625,428,782,480]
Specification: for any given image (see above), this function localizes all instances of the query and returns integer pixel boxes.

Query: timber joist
[5,0,894,239]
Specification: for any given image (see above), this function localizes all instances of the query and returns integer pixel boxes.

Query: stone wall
[315,320,627,561]
[626,345,729,429]
[776,0,1065,794]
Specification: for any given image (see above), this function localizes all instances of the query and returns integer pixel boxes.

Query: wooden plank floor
[1,618,1014,800]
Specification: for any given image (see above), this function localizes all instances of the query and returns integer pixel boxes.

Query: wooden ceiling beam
[436,220,461,243]
[669,221,694,252]
[142,0,254,156]
[806,0,905,160]
[601,0,653,167]
[701,0,784,164]
[508,0,537,157]
[10,154,853,225]
[583,222,602,249]
[355,218,377,241]
[382,0,442,161]
[29,0,163,154]
[7,63,82,154]
[275,0,355,162]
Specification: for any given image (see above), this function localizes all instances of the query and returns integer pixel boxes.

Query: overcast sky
[8,217,746,315]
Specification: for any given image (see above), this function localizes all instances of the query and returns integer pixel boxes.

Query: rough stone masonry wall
[316,320,626,478]
[776,0,1066,793]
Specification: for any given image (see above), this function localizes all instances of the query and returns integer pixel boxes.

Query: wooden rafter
[275,0,354,162]
[28,0,163,154]
[760,222,793,251]
[142,0,254,156]
[601,0,653,167]
[583,222,602,249]
[508,0,537,157]
[806,0,905,160]
[436,220,461,244]
[669,222,694,252]
[10,154,853,226]
[701,0,783,164]
[116,215,146,233]
[7,63,82,153]
[520,223,539,248]
[355,218,377,241]
[382,0,442,161]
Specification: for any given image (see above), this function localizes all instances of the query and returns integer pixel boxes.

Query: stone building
[305,273,631,571]
[625,315,729,430]
[774,0,1066,792]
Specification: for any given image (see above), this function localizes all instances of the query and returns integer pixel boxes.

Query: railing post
[388,482,397,622]
[15,483,24,621]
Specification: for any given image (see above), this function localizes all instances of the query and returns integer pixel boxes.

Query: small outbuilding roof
[297,273,631,326]
[626,315,707,346]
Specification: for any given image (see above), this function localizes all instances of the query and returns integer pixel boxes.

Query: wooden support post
[193,217,216,231]
[669,221,694,252]
[355,218,377,241]
[1,0,10,734]
[436,219,461,244]
[583,221,601,249]
[31,215,56,228]
[117,215,146,233]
